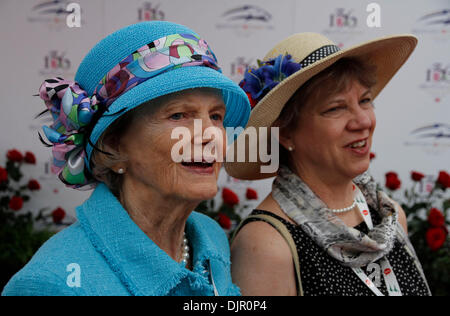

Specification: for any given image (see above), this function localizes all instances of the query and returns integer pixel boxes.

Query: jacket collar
[76,183,229,296]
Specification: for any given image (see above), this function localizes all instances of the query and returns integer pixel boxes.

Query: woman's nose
[191,115,223,145]
[347,104,373,131]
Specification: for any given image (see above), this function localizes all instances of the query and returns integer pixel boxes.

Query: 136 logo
[39,51,73,77]
[425,63,450,83]
[138,2,165,21]
[329,8,358,28]
[419,62,450,102]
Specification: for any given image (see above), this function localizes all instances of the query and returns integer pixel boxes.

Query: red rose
[428,208,445,227]
[222,188,239,206]
[27,179,41,191]
[24,151,36,164]
[6,149,23,162]
[437,171,450,189]
[426,226,448,251]
[246,188,258,200]
[9,196,23,211]
[52,207,66,224]
[0,166,7,183]
[411,171,425,182]
[217,213,231,230]
[385,172,401,190]
[369,152,376,160]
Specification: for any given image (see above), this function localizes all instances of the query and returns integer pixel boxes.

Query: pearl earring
[117,168,125,174]
[288,146,294,152]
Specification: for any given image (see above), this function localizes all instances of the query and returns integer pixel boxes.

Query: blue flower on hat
[239,54,302,107]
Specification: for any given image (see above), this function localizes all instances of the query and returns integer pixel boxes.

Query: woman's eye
[210,113,223,121]
[170,113,184,120]
[360,98,375,108]
[325,106,344,114]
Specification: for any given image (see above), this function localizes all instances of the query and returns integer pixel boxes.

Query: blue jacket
[2,183,240,296]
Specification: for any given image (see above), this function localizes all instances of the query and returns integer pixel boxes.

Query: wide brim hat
[76,21,250,167]
[224,32,418,180]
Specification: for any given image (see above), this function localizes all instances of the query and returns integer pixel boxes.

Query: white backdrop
[0,0,449,219]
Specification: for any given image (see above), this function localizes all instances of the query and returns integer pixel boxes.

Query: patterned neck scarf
[272,165,399,268]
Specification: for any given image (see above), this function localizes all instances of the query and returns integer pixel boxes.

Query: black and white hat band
[299,45,340,68]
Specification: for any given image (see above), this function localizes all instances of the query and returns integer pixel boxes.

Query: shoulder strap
[232,214,304,296]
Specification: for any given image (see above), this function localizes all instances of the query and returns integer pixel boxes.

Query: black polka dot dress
[243,209,430,296]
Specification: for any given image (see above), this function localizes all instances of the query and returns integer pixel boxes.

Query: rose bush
[383,169,449,296]
[196,186,260,238]
[0,149,73,291]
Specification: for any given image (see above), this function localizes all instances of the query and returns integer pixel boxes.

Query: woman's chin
[349,160,370,178]
[184,182,218,202]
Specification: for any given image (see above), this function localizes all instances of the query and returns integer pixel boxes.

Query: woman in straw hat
[227,33,431,296]
[2,21,250,296]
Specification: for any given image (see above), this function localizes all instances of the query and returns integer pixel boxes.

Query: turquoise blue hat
[38,21,250,189]
[77,21,250,165]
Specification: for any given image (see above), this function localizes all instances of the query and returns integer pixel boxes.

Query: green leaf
[443,199,450,212]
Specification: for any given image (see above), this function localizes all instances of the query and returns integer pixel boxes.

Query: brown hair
[274,57,377,168]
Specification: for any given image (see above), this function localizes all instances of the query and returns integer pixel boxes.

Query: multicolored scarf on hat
[38,33,220,190]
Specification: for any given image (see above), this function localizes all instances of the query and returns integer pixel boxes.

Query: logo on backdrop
[322,8,364,48]
[419,62,450,103]
[404,123,450,155]
[229,57,255,83]
[39,50,73,77]
[27,0,79,30]
[137,2,165,21]
[329,8,358,29]
[216,5,274,37]
[412,9,450,41]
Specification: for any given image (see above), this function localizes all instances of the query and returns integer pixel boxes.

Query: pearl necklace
[329,200,357,213]
[180,232,190,266]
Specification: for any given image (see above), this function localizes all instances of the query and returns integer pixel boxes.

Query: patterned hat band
[239,44,340,107]
[299,44,340,68]
[39,33,220,190]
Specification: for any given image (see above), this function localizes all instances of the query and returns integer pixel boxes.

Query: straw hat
[224,32,417,180]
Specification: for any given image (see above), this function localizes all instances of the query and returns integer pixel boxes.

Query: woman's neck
[290,163,355,210]
[119,177,198,263]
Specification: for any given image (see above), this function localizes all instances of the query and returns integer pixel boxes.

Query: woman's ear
[273,120,295,151]
[102,134,127,173]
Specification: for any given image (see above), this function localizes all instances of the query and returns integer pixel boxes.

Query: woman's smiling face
[118,89,227,203]
[285,79,376,183]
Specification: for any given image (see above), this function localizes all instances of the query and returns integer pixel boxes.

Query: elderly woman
[226,33,431,296]
[2,21,250,296]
